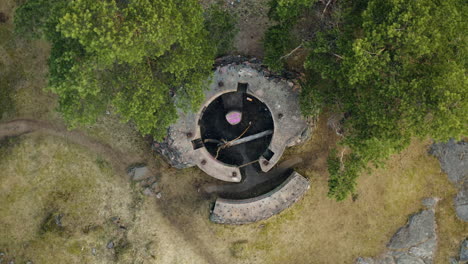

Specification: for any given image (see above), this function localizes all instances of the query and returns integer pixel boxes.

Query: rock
[143,188,155,197]
[150,182,160,192]
[422,197,439,210]
[460,239,468,261]
[429,139,468,184]
[140,176,157,188]
[378,255,396,264]
[395,254,425,264]
[454,180,468,222]
[55,214,63,227]
[127,165,150,181]
[357,199,437,264]
[107,241,114,249]
[408,238,436,260]
[387,210,435,250]
[356,257,375,264]
[156,192,162,199]
[358,256,396,264]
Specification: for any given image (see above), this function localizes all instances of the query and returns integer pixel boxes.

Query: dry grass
[0,134,135,263]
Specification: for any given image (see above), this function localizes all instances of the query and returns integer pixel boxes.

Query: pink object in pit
[226,111,242,125]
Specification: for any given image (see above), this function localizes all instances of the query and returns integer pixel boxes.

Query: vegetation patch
[263,0,317,71]
[204,2,239,56]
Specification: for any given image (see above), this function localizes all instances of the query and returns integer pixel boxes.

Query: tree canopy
[305,0,467,200]
[15,0,216,140]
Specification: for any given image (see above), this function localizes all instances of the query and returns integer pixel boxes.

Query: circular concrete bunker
[155,61,310,182]
[199,91,274,167]
[154,59,311,224]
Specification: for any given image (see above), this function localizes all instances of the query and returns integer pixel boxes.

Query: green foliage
[14,0,56,38]
[263,0,317,71]
[298,71,325,117]
[204,3,238,56]
[268,0,315,24]
[305,0,468,200]
[15,0,215,140]
[263,25,296,71]
[0,60,14,119]
[327,150,364,201]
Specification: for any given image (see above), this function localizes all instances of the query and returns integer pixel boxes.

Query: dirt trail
[0,119,142,172]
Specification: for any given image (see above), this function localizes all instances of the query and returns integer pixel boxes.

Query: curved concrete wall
[210,171,310,224]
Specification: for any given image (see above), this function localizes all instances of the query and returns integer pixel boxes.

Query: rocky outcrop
[460,239,468,262]
[127,164,150,181]
[356,198,438,264]
[454,180,468,222]
[429,139,467,184]
[430,140,468,222]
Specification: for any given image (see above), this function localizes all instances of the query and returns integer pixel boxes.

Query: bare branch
[279,43,304,61]
[321,0,333,17]
[332,53,344,59]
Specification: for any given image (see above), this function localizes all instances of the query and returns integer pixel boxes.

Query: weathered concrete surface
[210,171,309,224]
[356,199,438,264]
[154,61,309,182]
[430,140,468,222]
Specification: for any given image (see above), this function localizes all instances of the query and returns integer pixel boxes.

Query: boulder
[429,139,468,184]
[127,164,150,181]
[408,238,436,260]
[395,254,425,264]
[356,257,375,264]
[421,197,439,210]
[387,210,436,250]
[460,239,468,261]
[356,199,437,264]
[454,180,468,222]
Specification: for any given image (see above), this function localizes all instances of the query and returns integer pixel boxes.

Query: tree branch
[279,43,304,61]
[332,53,344,60]
[321,0,333,17]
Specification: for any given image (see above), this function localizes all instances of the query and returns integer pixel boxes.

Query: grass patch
[0,134,135,263]
[0,13,55,122]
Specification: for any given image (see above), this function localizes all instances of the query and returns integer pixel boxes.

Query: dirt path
[0,119,142,172]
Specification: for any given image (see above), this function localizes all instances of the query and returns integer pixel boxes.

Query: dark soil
[0,12,8,23]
